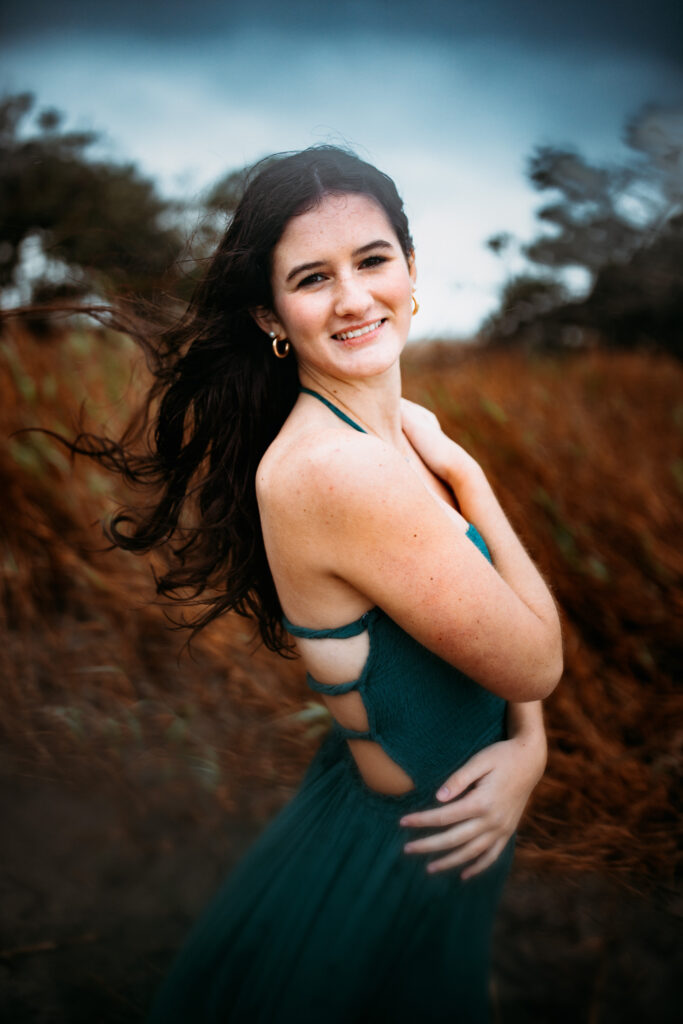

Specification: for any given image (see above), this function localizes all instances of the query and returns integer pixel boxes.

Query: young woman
[76,147,561,1021]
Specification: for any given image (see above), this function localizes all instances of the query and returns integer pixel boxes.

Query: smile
[333,319,385,342]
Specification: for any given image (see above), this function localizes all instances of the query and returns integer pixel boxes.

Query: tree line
[0,92,244,311]
[1,92,681,355]
[483,104,682,357]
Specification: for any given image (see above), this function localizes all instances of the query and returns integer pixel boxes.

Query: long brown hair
[55,146,414,651]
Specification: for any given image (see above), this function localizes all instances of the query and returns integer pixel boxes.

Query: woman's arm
[286,421,563,702]
[400,399,562,665]
[397,400,553,873]
[400,700,547,877]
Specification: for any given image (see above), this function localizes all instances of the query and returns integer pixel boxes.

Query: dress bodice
[283,385,508,796]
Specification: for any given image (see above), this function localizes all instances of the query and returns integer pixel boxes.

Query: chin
[338,341,404,377]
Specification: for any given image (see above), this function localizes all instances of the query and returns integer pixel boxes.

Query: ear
[408,249,417,286]
[250,306,285,339]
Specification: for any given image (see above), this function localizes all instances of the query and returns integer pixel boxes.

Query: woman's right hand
[400,398,480,486]
[400,701,547,878]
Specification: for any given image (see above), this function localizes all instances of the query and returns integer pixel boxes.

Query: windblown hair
[63,146,414,652]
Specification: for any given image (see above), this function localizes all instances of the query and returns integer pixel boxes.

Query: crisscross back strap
[334,722,372,740]
[282,609,374,640]
[305,675,361,696]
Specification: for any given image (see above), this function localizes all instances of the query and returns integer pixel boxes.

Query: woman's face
[256,192,416,380]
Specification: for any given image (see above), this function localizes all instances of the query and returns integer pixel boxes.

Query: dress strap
[300,387,367,434]
[283,609,375,640]
[333,722,372,740]
[306,675,361,696]
[465,521,492,564]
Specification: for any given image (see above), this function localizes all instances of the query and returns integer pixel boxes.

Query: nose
[333,273,372,319]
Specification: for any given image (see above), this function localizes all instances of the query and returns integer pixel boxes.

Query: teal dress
[148,390,514,1023]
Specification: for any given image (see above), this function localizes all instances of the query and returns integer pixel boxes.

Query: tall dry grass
[1,323,681,879]
[404,345,682,880]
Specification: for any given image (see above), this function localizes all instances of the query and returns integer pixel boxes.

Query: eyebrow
[285,239,394,283]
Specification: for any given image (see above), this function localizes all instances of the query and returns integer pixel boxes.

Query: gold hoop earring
[269,331,290,359]
[411,294,419,316]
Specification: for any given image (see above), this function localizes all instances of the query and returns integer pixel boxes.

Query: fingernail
[427,863,439,874]
[403,843,414,853]
[399,816,411,826]
[437,786,449,800]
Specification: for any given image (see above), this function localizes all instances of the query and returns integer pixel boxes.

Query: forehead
[272,193,397,272]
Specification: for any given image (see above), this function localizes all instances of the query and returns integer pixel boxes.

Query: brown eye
[297,272,326,288]
[360,256,387,269]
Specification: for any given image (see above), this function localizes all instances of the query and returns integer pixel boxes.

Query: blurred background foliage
[0,94,186,305]
[1,91,682,359]
[484,104,683,355]
[0,93,277,312]
[2,323,680,882]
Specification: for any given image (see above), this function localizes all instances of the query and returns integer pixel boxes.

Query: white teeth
[335,319,383,341]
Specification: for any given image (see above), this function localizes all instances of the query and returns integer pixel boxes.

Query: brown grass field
[1,323,681,1021]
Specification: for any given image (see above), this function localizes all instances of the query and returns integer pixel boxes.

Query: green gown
[148,390,515,1023]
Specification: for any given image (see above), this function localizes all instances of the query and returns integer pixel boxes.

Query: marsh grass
[1,324,681,881]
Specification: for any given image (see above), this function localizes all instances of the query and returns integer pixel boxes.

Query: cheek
[280,294,327,336]
[390,276,413,311]
[390,263,413,295]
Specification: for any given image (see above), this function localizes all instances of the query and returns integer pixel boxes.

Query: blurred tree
[0,92,185,306]
[203,167,250,215]
[480,274,569,344]
[203,155,281,216]
[569,212,683,356]
[484,104,683,354]
[170,166,249,300]
[523,148,642,272]
[170,156,282,303]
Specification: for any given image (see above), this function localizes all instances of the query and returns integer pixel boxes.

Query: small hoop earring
[269,331,290,358]
[411,293,419,316]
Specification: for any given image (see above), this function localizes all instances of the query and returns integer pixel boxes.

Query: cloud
[2,0,682,63]
[2,21,681,336]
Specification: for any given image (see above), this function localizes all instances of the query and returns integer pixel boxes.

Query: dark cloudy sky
[2,0,681,336]
[3,0,682,57]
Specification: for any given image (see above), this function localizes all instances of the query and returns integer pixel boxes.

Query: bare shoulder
[256,419,561,702]
[256,421,458,593]
[256,425,404,523]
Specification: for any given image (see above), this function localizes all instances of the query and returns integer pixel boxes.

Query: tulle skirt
[148,732,514,1023]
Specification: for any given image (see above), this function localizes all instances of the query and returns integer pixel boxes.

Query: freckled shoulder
[256,426,401,525]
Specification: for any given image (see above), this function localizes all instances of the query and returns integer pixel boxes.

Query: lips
[332,318,386,342]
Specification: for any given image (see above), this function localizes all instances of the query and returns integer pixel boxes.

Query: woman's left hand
[399,728,547,879]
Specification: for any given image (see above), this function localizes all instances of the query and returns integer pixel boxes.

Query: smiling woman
[60,146,559,1022]
[252,192,416,383]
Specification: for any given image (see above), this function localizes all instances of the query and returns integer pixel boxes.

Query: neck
[298,362,404,447]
